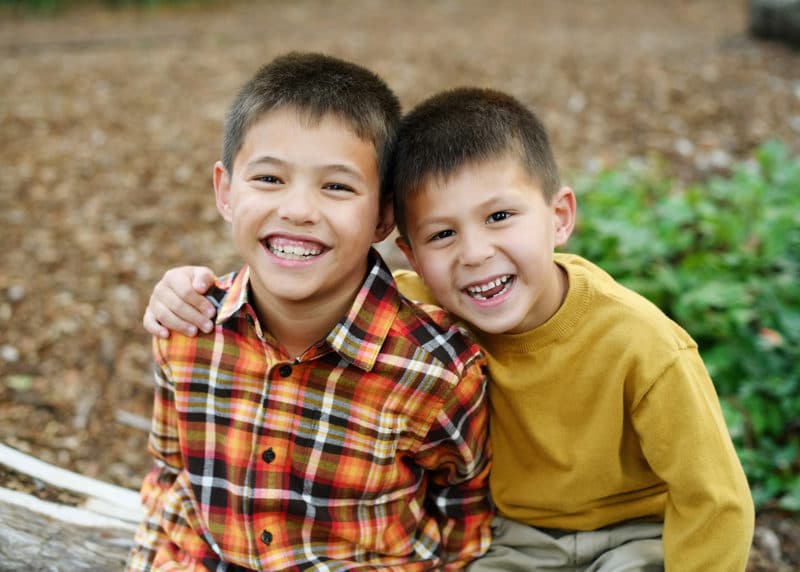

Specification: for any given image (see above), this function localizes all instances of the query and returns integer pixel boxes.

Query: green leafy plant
[567,140,800,510]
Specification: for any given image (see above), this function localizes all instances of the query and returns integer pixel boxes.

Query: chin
[458,313,514,335]
[477,322,516,335]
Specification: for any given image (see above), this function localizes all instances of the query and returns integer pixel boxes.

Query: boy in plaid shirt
[127,53,492,571]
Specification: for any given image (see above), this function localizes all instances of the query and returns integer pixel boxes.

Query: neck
[535,261,570,329]
[252,288,359,359]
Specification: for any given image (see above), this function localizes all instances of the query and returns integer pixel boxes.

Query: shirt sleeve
[414,357,494,569]
[126,338,186,571]
[632,347,755,571]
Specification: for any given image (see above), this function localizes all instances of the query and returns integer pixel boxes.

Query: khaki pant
[468,515,664,571]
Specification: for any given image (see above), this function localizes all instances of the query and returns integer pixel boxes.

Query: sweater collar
[476,253,592,354]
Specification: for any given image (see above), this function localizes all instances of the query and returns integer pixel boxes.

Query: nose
[458,227,494,267]
[277,185,320,225]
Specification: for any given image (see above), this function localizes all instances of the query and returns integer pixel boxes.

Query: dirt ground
[1,1,799,569]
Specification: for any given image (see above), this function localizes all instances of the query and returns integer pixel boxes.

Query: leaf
[778,478,800,512]
[4,375,33,391]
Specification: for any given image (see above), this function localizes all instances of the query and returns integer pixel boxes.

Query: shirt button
[260,529,273,545]
[278,364,292,377]
[262,447,276,463]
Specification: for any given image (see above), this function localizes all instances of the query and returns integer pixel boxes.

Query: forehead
[236,107,379,172]
[408,152,540,210]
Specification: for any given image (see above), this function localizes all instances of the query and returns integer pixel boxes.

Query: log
[0,488,136,571]
[0,443,142,571]
[0,444,142,523]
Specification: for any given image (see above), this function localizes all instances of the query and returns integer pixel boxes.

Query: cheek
[506,229,546,259]
[419,259,453,296]
[228,195,254,219]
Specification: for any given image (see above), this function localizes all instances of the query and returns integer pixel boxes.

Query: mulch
[0,1,798,569]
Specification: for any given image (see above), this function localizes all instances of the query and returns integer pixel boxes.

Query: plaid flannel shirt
[127,250,492,571]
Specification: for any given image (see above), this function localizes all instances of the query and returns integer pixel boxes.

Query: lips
[464,274,514,300]
[263,235,326,260]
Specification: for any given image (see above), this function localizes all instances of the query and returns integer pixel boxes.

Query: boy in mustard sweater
[143,87,754,570]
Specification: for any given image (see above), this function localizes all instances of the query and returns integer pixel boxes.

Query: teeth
[467,276,510,294]
[268,242,322,259]
[465,275,512,300]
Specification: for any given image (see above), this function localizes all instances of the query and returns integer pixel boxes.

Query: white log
[0,487,136,532]
[0,443,141,523]
[0,487,134,571]
[0,443,143,570]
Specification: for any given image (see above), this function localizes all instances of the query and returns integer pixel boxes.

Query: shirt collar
[214,249,400,371]
[326,248,398,371]
[214,265,251,324]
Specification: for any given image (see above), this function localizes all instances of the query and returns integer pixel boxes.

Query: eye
[254,175,282,184]
[323,182,355,192]
[487,211,512,224]
[429,229,455,242]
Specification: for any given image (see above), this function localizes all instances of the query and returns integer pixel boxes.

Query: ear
[372,198,396,243]
[213,161,233,223]
[552,186,576,247]
[395,235,422,275]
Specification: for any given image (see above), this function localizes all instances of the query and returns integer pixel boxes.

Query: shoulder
[381,289,484,386]
[388,268,480,368]
[153,270,239,364]
[392,269,438,305]
[563,253,695,348]
[557,255,712,407]
[558,254,699,385]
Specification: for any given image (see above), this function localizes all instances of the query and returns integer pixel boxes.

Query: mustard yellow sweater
[394,253,754,571]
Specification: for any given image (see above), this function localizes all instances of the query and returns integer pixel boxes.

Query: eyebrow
[409,214,451,236]
[408,192,515,236]
[245,155,369,182]
[245,155,286,170]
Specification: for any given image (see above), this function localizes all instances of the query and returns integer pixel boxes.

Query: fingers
[143,266,218,338]
[191,267,217,296]
[150,281,214,336]
[143,307,170,339]
[178,266,216,319]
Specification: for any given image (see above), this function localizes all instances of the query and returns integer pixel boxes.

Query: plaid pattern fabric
[127,250,492,572]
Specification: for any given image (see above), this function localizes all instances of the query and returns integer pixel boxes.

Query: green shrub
[567,140,800,510]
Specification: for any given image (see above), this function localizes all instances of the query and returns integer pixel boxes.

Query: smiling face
[214,107,394,322]
[397,152,575,335]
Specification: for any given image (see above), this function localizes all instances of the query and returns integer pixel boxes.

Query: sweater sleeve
[393,269,438,305]
[631,347,754,571]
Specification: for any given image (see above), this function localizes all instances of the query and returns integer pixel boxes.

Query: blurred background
[0,1,798,569]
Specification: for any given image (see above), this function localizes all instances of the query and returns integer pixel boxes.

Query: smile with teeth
[465,275,513,300]
[265,238,324,260]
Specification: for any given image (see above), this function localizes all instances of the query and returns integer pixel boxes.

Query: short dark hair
[390,87,561,237]
[222,52,401,199]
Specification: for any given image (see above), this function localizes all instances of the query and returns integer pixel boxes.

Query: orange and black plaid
[127,251,492,571]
